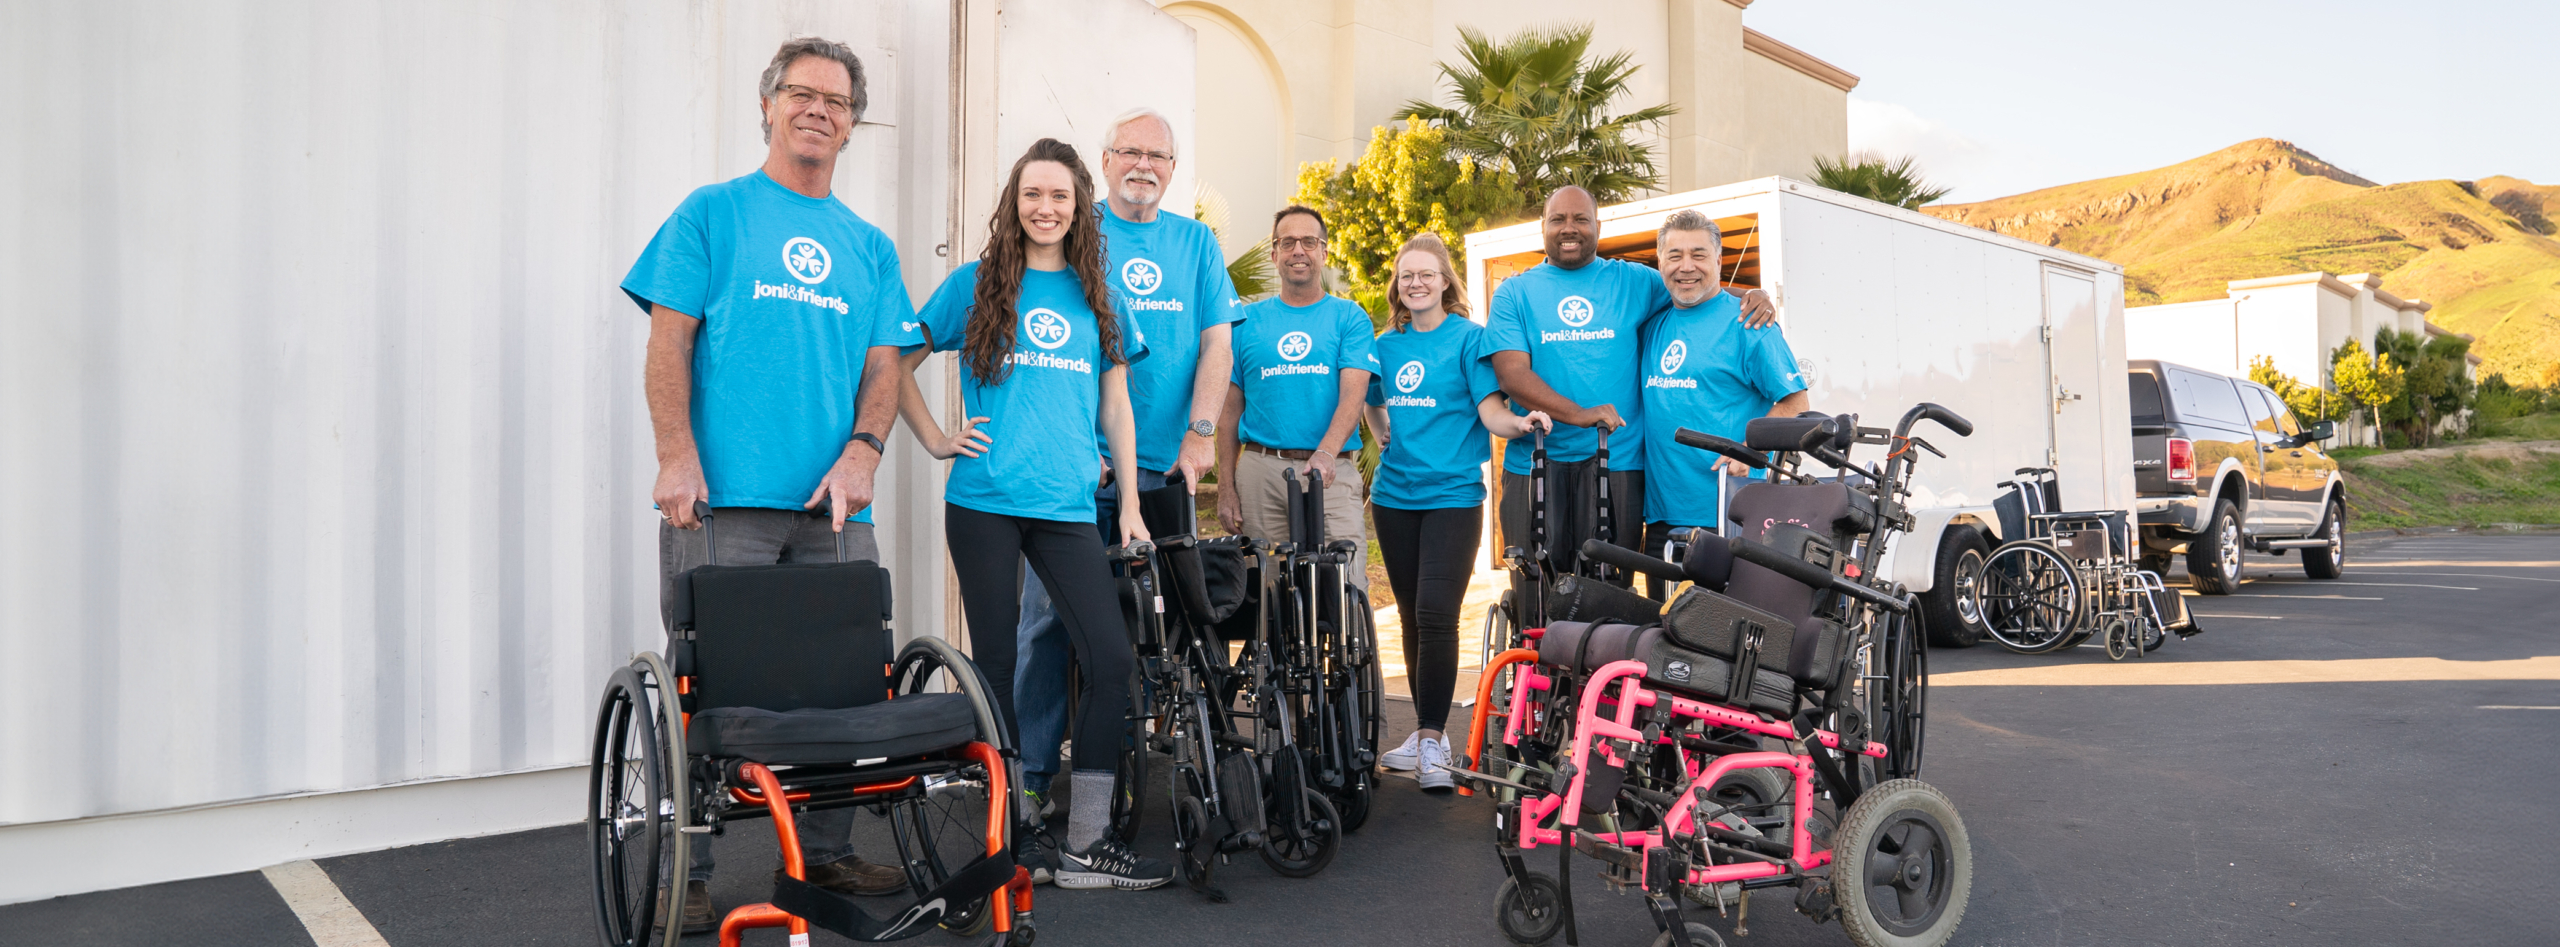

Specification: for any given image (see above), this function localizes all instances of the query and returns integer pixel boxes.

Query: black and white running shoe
[1053,836,1173,890]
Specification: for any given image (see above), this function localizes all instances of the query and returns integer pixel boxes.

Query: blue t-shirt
[1231,295,1380,451]
[620,170,922,522]
[1639,292,1806,526]
[1366,318,1503,510]
[915,263,1150,523]
[1095,204,1246,472]
[1482,258,1672,474]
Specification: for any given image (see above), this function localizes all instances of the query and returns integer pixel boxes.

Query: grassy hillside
[2332,439,2560,529]
[1924,140,2560,380]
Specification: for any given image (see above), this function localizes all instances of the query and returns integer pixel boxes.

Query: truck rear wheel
[1922,527,1990,648]
[2187,499,2244,595]
[2303,497,2345,580]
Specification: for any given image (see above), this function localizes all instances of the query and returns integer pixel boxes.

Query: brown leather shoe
[654,879,715,934]
[786,855,909,897]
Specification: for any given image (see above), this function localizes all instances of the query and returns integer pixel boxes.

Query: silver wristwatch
[1189,419,1216,438]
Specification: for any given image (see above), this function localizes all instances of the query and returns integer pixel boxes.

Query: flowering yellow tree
[2330,338,2403,433]
[1293,120,1523,325]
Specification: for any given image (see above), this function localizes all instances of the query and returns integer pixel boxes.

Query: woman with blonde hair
[1360,232,1549,791]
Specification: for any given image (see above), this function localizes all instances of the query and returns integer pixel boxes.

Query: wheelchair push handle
[1728,536,1911,614]
[1106,540,1157,562]
[1579,539,1682,583]
[1909,401,1974,438]
[1673,428,1768,470]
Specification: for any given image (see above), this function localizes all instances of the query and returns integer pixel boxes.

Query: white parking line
[260,860,392,947]
[2480,705,2560,710]
[2192,614,2282,620]
[2357,571,2560,583]
[2264,581,2479,591]
[2238,594,2385,600]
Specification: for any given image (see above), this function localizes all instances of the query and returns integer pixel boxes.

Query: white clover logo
[1557,295,1594,328]
[782,237,831,284]
[1277,331,1314,362]
[1660,339,1688,376]
[1121,258,1163,295]
[1395,360,1425,393]
[1024,308,1073,350]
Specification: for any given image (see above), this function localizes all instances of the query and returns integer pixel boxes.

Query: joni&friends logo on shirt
[1542,293,1615,343]
[1660,339,1688,375]
[1120,257,1185,311]
[782,237,831,284]
[1010,307,1094,374]
[1395,360,1426,392]
[1259,330,1329,380]
[1384,359,1435,407]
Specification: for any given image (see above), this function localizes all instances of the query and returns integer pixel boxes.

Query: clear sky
[1741,0,2559,203]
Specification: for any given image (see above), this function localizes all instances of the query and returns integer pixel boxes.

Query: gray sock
[1066,769,1113,853]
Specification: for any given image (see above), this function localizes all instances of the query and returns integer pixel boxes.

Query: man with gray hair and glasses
[620,36,922,931]
[1637,209,1807,568]
[1007,108,1244,876]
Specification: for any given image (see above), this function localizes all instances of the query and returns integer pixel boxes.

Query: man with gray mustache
[1009,108,1244,876]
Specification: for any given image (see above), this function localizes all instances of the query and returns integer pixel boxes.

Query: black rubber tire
[1259,787,1341,878]
[1833,779,1972,947]
[1707,764,1791,813]
[1493,871,1568,945]
[2187,499,2244,595]
[1647,921,1730,947]
[1920,527,1990,648]
[2303,497,2345,580]
[888,778,995,935]
[588,666,676,947]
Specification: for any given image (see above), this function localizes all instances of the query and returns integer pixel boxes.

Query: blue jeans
[1015,468,1165,792]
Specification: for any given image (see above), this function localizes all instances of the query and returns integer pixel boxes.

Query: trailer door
[2042,266,2111,511]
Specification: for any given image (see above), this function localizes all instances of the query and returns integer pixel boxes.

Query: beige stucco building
[1156,0,1857,258]
[2127,272,2482,446]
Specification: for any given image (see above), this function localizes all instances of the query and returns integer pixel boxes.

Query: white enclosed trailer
[1462,177,2134,615]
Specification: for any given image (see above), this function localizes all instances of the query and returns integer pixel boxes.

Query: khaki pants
[1234,449,1369,591]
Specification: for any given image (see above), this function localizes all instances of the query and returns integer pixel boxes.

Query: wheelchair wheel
[1833,779,1971,947]
[887,772,997,935]
[1259,786,1341,878]
[1876,612,1928,781]
[1977,542,2080,654]
[588,660,686,947]
[1172,790,1213,890]
[1647,921,1729,947]
[1109,709,1154,845]
[1493,871,1567,945]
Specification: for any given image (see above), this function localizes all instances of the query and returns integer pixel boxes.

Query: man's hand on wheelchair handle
[1576,404,1626,432]
[656,455,709,530]
[803,443,880,532]
[1215,484,1244,536]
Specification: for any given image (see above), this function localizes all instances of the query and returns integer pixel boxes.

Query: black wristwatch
[849,431,885,456]
[1189,419,1216,438]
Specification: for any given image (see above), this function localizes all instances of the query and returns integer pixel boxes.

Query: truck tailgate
[2132,426,2171,494]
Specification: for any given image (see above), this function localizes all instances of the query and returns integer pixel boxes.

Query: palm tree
[1395,23,1676,206]
[1810,154,1951,209]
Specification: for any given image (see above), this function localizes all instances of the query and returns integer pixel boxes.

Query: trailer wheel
[1921,527,1989,649]
[2187,500,2244,595]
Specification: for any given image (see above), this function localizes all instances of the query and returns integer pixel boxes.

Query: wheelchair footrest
[772,848,1017,942]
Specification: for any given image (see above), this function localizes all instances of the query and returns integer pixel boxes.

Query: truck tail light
[2166,438,2195,482]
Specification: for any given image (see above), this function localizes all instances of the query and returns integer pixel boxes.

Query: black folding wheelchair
[588,504,1031,947]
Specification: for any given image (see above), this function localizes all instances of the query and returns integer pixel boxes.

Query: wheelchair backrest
[674,560,895,713]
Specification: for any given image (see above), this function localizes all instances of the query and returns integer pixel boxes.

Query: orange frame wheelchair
[589,505,1032,947]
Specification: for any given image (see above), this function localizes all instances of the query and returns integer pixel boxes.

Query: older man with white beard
[1008,109,1243,866]
[1637,209,1808,563]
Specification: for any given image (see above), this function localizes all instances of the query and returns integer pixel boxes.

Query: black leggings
[1372,503,1482,732]
[945,503,1133,774]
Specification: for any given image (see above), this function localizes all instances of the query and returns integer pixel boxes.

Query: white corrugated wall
[0,0,962,847]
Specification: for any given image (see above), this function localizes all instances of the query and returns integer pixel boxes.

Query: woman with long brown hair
[1359,232,1548,792]
[899,138,1169,889]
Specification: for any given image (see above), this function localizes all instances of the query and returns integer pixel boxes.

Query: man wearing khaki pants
[1215,204,1377,585]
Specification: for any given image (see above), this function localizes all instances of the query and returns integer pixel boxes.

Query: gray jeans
[661,507,881,880]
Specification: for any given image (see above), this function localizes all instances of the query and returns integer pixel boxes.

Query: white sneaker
[1378,731,1424,771]
[1416,736,1455,792]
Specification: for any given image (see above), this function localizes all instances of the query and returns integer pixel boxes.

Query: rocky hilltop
[1923,139,2560,380]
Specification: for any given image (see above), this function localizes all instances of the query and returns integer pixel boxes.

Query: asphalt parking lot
[10,532,2554,947]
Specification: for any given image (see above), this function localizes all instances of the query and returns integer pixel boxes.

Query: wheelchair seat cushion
[689,692,978,765]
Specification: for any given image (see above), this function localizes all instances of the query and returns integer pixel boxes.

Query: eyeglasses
[775,84,856,116]
[1106,147,1175,166]
[1275,236,1326,252]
